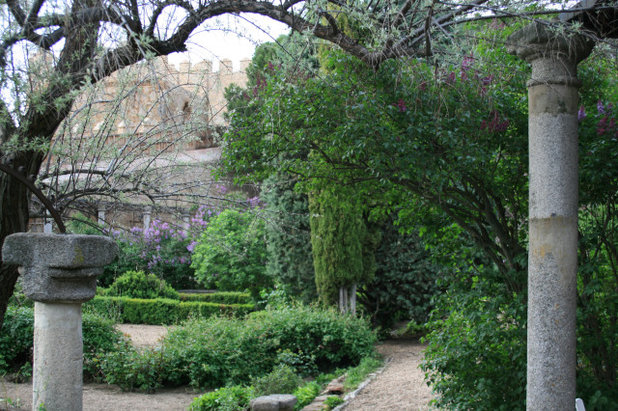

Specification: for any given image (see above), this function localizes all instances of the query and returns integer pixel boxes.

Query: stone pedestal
[2,233,117,411]
[508,23,593,410]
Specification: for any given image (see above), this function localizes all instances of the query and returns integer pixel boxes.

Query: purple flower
[577,106,586,122]
[187,241,198,253]
[394,99,407,112]
[461,54,474,72]
[597,100,605,114]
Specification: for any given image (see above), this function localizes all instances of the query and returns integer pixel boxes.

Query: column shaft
[33,302,83,411]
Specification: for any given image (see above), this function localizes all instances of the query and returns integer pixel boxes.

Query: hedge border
[85,296,254,325]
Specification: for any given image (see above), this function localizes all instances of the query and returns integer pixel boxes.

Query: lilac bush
[103,205,217,289]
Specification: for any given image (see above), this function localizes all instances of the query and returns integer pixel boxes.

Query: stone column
[2,233,117,411]
[143,206,152,229]
[508,23,593,410]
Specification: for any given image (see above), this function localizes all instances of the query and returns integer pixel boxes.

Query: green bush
[179,291,251,305]
[251,364,303,397]
[359,218,439,329]
[85,296,254,325]
[96,342,168,392]
[324,396,344,409]
[190,385,254,411]
[107,270,179,300]
[191,209,272,300]
[0,306,34,375]
[93,305,375,392]
[421,272,527,410]
[293,382,321,410]
[262,172,317,303]
[0,306,126,379]
[247,305,376,372]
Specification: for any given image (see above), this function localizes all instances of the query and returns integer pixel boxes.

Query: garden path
[340,339,435,411]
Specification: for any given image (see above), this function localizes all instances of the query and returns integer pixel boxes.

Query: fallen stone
[251,394,297,411]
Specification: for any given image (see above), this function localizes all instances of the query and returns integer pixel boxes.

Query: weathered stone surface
[508,21,593,411]
[250,394,297,411]
[2,233,117,303]
[33,302,83,411]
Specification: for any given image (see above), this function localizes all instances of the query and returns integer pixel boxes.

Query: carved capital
[3,233,117,303]
[508,21,595,87]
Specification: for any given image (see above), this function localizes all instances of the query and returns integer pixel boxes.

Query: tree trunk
[0,152,44,327]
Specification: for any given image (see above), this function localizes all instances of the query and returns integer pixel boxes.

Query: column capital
[2,233,117,303]
[508,21,594,87]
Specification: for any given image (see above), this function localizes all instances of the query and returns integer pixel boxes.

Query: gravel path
[342,340,435,411]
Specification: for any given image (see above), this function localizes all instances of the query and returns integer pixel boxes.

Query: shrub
[247,305,376,372]
[251,364,303,397]
[179,291,251,305]
[261,172,317,303]
[190,385,254,411]
[82,312,129,380]
[0,307,126,379]
[421,272,527,410]
[0,306,34,375]
[102,208,214,289]
[293,382,321,410]
[191,209,271,300]
[163,305,374,389]
[86,296,254,325]
[324,396,344,409]
[358,218,439,329]
[96,342,168,392]
[106,270,179,300]
[93,305,375,392]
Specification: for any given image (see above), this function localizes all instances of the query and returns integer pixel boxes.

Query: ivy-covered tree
[309,189,377,311]
[261,172,316,303]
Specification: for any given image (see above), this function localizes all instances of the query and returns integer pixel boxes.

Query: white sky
[167,14,290,72]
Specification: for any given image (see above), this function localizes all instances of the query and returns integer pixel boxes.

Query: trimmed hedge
[85,296,254,325]
[178,291,251,305]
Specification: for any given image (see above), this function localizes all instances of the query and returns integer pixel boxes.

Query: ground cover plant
[189,351,383,411]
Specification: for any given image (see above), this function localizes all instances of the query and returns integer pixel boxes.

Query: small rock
[325,381,344,394]
[251,394,297,411]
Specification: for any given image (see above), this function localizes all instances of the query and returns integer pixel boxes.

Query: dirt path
[342,340,435,411]
[0,327,435,411]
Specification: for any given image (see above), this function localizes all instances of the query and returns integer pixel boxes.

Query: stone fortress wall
[31,55,249,232]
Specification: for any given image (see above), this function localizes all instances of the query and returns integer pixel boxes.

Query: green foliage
[0,307,126,379]
[251,364,303,397]
[262,172,317,303]
[96,342,167,392]
[422,269,527,410]
[0,306,34,375]
[323,396,344,409]
[293,382,321,410]
[179,291,251,304]
[343,355,383,391]
[309,189,375,305]
[86,296,254,325]
[106,305,376,390]
[106,270,179,300]
[359,218,439,329]
[191,209,271,300]
[190,385,254,411]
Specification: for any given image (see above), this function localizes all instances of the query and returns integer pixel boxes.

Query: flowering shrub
[103,206,216,289]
